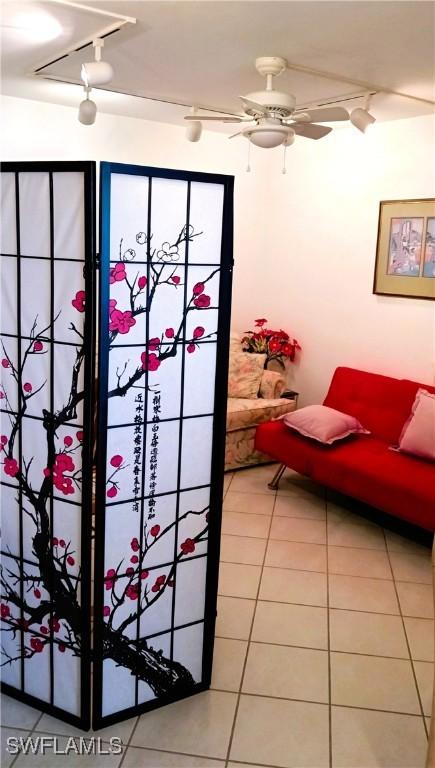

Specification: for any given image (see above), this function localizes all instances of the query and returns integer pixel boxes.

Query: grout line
[216,592,432,619]
[223,485,277,768]
[117,715,140,768]
[382,528,430,740]
[325,487,333,768]
[9,710,45,768]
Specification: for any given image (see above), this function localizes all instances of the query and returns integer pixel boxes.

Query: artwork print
[423,217,435,277]
[387,217,423,276]
[0,166,94,724]
[374,199,435,300]
[94,167,232,725]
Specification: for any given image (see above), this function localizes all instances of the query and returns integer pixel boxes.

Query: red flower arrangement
[241,318,301,369]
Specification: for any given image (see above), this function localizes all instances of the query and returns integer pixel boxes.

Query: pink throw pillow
[397,389,435,461]
[282,404,370,445]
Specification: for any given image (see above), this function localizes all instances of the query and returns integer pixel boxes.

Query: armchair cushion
[227,397,295,431]
[228,350,266,398]
[259,369,287,399]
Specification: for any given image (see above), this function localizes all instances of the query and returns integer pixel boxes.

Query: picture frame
[373,198,435,300]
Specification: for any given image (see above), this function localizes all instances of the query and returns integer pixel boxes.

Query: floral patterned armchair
[225,334,297,471]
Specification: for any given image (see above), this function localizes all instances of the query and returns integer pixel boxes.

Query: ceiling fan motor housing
[243,90,296,117]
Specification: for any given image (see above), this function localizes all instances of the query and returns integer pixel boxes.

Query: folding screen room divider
[0,161,234,730]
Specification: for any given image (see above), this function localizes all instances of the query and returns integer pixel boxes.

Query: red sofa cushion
[255,366,435,532]
[323,367,435,444]
[255,420,435,530]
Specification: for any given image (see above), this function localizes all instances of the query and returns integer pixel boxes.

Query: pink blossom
[151,575,166,593]
[72,290,86,313]
[103,605,110,617]
[49,618,60,633]
[109,309,136,335]
[0,392,4,399]
[126,567,134,575]
[64,436,73,447]
[141,352,160,372]
[1,359,10,368]
[110,455,123,468]
[138,276,147,290]
[148,337,160,351]
[0,435,8,446]
[187,344,196,354]
[171,276,180,285]
[3,457,19,477]
[33,341,43,352]
[180,538,196,555]
[126,583,139,600]
[193,293,211,309]
[51,537,58,546]
[165,328,175,339]
[40,626,48,635]
[193,282,205,295]
[1,604,10,618]
[109,299,117,314]
[109,262,126,284]
[150,525,160,537]
[34,589,41,599]
[104,568,116,590]
[23,382,32,393]
[140,570,149,580]
[30,638,44,653]
[130,555,138,564]
[107,485,117,498]
[67,556,75,566]
[76,431,83,442]
[59,540,66,548]
[130,537,140,552]
[193,326,205,339]
[58,644,66,653]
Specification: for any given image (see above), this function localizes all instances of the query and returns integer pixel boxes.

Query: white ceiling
[1,0,434,130]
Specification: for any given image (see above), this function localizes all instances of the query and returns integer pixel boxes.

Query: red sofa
[255,366,435,532]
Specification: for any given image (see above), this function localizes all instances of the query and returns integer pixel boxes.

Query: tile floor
[1,463,433,767]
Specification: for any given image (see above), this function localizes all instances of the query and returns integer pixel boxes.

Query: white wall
[0,94,270,335]
[1,96,434,405]
[243,114,435,403]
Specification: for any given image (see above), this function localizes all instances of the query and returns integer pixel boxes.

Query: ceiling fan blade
[293,106,349,123]
[184,115,243,123]
[239,96,268,115]
[228,130,245,139]
[293,123,333,140]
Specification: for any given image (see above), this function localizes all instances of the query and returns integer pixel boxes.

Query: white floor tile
[404,617,434,661]
[274,494,326,520]
[242,642,329,703]
[130,690,237,759]
[328,545,392,579]
[389,550,432,584]
[331,652,421,714]
[230,695,329,767]
[122,747,224,767]
[265,539,326,572]
[330,609,409,658]
[1,695,41,730]
[211,638,248,692]
[220,534,266,565]
[331,705,427,768]
[259,567,327,606]
[396,581,434,618]
[218,562,261,599]
[252,600,328,649]
[221,511,270,539]
[329,574,399,614]
[414,660,433,716]
[215,596,255,640]
[224,491,275,516]
[269,516,326,544]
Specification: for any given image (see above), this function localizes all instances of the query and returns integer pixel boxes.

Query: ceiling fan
[184,56,350,148]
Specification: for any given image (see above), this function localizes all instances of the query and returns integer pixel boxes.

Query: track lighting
[78,87,97,125]
[350,94,376,133]
[185,108,203,142]
[81,39,113,87]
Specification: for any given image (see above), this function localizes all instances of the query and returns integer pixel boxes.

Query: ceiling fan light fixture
[81,39,114,87]
[246,124,294,149]
[350,106,376,133]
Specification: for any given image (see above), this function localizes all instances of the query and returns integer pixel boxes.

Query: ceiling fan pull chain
[282,142,287,174]
[246,139,251,173]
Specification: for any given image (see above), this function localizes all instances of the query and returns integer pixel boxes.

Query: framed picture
[373,199,435,300]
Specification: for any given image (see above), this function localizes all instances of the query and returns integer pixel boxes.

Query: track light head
[186,120,202,142]
[78,88,97,125]
[81,38,113,87]
[350,107,376,133]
